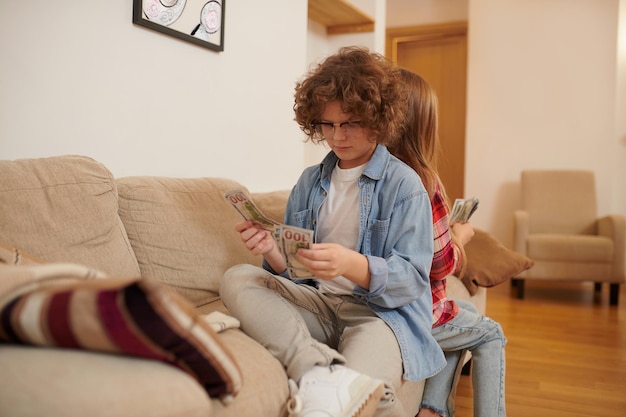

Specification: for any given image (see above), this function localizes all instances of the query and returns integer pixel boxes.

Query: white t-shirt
[316,162,365,295]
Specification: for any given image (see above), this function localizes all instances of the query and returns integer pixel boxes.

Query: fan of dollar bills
[450,197,479,223]
[224,190,313,279]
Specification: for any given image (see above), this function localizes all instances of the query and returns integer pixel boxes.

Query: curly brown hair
[293,46,408,145]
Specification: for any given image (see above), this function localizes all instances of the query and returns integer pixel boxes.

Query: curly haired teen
[220,47,444,417]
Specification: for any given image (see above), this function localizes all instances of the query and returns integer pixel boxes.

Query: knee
[485,318,507,346]
[493,320,506,344]
[219,264,262,306]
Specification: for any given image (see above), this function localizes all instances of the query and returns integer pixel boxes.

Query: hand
[296,243,370,289]
[295,243,352,280]
[450,221,475,247]
[235,220,275,256]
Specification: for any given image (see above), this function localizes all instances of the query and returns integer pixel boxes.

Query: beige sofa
[0,155,487,417]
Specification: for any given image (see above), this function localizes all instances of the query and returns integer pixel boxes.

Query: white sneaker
[287,365,384,417]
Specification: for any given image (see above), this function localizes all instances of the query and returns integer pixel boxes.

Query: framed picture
[133,0,225,52]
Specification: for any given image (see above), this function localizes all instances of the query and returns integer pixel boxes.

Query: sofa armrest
[598,214,626,282]
[513,210,529,255]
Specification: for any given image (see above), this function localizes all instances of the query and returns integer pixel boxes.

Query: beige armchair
[512,170,625,305]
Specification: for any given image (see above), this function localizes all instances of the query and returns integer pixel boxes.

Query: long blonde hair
[388,68,467,276]
[388,68,443,200]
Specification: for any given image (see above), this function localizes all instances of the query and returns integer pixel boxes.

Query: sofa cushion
[527,234,613,262]
[461,228,534,295]
[0,344,213,417]
[209,329,291,417]
[0,264,242,399]
[0,155,141,278]
[117,177,262,307]
[0,328,292,417]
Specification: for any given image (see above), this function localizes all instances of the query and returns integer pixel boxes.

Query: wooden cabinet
[308,0,374,34]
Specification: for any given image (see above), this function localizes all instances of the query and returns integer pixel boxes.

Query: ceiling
[386,0,468,28]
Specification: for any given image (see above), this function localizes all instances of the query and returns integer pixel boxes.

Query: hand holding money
[224,190,279,231]
[225,190,314,279]
[273,224,314,279]
[234,219,276,257]
[450,197,479,223]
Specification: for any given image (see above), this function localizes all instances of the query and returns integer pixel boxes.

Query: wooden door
[386,22,468,203]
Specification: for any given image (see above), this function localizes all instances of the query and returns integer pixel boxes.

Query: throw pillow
[461,229,534,295]
[0,272,242,399]
[0,243,109,300]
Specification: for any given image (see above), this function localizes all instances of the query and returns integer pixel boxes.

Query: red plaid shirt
[430,183,462,327]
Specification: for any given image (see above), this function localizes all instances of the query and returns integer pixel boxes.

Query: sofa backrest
[0,155,141,278]
[521,169,598,235]
[116,176,290,307]
[0,154,292,308]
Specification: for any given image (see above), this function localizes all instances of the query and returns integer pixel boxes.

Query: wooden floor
[453,280,626,416]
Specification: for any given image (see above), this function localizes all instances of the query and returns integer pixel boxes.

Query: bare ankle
[417,407,442,417]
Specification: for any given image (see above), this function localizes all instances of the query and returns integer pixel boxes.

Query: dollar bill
[224,189,313,279]
[224,190,279,231]
[450,197,479,223]
[275,224,313,279]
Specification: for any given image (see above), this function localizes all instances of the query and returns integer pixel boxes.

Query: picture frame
[132,0,225,52]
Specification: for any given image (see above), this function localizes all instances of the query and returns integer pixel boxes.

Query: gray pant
[220,264,407,417]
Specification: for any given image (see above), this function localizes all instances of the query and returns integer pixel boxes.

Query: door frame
[386,21,468,63]
[386,21,468,202]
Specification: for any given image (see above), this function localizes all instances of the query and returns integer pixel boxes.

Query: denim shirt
[264,144,445,381]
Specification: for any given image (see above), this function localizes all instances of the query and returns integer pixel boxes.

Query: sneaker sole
[343,379,384,417]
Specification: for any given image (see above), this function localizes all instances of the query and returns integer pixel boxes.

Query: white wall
[2,0,624,246]
[0,0,308,192]
[616,0,626,214]
[465,0,625,245]
[387,0,625,245]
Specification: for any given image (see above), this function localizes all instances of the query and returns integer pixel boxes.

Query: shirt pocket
[289,208,312,229]
[367,218,390,256]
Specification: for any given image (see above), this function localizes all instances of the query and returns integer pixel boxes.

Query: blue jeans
[420,299,507,417]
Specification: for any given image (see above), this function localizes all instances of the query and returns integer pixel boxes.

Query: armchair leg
[594,282,602,292]
[513,279,525,299]
[609,284,619,306]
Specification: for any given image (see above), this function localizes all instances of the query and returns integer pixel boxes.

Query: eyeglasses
[312,120,363,139]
